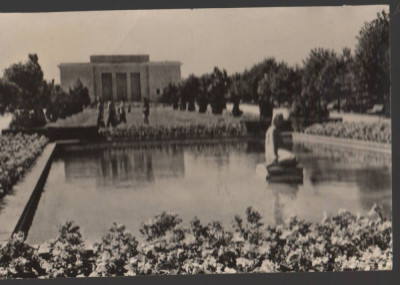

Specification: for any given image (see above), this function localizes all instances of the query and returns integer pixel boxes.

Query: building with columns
[59,55,181,102]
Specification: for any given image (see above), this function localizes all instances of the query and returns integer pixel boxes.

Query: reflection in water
[63,146,184,187]
[293,142,391,168]
[294,142,391,187]
[25,140,392,244]
[269,182,300,225]
[61,142,253,187]
[295,142,392,217]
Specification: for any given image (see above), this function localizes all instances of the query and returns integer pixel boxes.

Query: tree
[301,48,338,120]
[334,48,355,113]
[209,67,230,115]
[270,62,301,107]
[181,75,200,112]
[197,74,211,113]
[44,79,90,122]
[257,73,273,121]
[2,54,50,129]
[228,74,245,117]
[178,81,187,111]
[68,79,90,113]
[3,54,47,110]
[160,83,179,109]
[354,10,389,116]
[242,57,278,103]
[0,79,21,114]
[287,65,303,107]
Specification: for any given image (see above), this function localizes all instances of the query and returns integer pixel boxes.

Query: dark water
[26,140,391,244]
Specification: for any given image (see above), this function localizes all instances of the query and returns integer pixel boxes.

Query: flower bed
[304,121,391,144]
[99,123,247,140]
[0,133,48,198]
[0,206,392,278]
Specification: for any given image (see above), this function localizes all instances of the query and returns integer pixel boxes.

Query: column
[126,72,132,102]
[112,72,117,101]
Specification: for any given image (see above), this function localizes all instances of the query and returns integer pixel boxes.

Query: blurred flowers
[0,133,48,199]
[305,121,391,144]
[0,205,392,278]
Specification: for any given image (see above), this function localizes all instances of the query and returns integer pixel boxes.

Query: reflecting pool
[26,140,391,244]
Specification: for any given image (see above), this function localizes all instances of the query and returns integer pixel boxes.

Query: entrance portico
[59,55,181,102]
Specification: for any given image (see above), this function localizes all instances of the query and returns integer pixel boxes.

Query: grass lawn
[47,105,258,127]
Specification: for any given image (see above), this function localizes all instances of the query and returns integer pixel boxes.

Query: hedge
[99,123,247,140]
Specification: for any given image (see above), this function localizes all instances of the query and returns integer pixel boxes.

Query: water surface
[27,140,391,244]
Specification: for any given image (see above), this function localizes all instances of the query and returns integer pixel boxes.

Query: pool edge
[0,143,57,244]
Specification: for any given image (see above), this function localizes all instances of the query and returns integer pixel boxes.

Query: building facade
[59,55,181,102]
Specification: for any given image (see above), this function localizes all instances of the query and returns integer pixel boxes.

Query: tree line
[158,11,390,118]
[0,11,390,129]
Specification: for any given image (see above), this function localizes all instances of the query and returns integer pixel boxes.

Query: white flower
[232,232,245,243]
[236,257,251,269]
[259,259,276,273]
[223,267,237,274]
[125,270,136,276]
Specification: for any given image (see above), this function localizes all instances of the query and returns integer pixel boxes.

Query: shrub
[46,222,93,278]
[9,109,46,129]
[0,232,44,279]
[140,212,182,241]
[91,223,138,277]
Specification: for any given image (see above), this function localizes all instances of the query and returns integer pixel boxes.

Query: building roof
[90,55,150,64]
[58,55,181,68]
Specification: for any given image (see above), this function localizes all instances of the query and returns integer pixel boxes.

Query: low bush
[9,109,47,130]
[99,123,246,140]
[304,121,391,144]
[0,133,48,199]
[0,206,392,278]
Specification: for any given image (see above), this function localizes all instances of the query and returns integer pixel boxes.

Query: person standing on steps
[96,100,105,128]
[142,97,150,124]
[106,101,117,127]
[118,100,127,124]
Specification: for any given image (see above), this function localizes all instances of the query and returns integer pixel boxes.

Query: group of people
[96,100,127,128]
[96,98,150,128]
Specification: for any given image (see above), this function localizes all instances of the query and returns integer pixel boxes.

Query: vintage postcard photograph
[0,5,392,279]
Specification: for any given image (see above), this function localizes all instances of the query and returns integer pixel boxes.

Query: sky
[0,5,388,83]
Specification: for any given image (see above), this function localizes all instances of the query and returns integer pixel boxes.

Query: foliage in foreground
[99,123,246,140]
[0,206,392,279]
[305,121,391,144]
[0,133,48,198]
